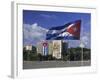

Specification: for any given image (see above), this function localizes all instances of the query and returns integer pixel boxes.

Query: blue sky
[23,10,91,48]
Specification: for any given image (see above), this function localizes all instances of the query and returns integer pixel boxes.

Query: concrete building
[42,41,48,56]
[62,41,68,55]
[36,40,68,59]
[37,41,48,56]
[24,45,32,51]
[36,42,43,55]
[48,41,53,55]
[52,40,62,59]
[61,41,68,60]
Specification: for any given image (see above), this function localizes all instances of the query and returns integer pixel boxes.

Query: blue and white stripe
[46,20,81,40]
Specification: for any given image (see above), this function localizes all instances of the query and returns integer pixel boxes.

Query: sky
[23,10,91,48]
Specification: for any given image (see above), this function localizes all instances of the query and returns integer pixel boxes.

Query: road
[23,60,91,69]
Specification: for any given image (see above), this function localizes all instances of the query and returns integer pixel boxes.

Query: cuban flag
[46,20,81,40]
[42,42,48,56]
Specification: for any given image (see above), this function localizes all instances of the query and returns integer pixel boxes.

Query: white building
[52,40,62,59]
[36,42,43,55]
[48,41,53,55]
[24,45,32,51]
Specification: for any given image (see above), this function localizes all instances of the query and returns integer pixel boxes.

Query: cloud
[68,40,80,48]
[81,32,91,48]
[81,36,88,45]
[40,14,57,19]
[68,32,91,48]
[23,23,48,46]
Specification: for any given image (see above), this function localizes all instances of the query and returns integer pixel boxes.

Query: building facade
[48,41,53,55]
[36,40,68,59]
[36,42,43,55]
[52,40,62,59]
[24,45,32,51]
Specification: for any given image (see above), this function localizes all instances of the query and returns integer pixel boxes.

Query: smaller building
[62,41,68,55]
[24,45,32,51]
[48,41,53,55]
[36,42,43,55]
[42,41,48,56]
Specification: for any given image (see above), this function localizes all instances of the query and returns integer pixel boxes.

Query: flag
[46,20,81,40]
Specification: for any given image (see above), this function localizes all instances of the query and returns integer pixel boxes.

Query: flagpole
[64,34,70,63]
[80,41,84,66]
[81,46,83,66]
[68,40,70,63]
[67,34,70,63]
